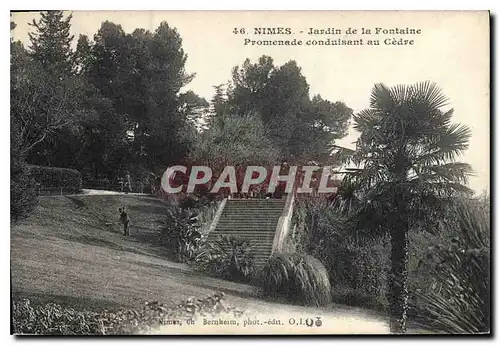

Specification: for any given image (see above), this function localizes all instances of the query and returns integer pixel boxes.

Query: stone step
[225,203,285,207]
[213,229,276,234]
[220,213,282,219]
[224,203,284,207]
[215,223,278,228]
[210,230,275,235]
[207,237,274,244]
[220,215,282,220]
[217,216,280,221]
[208,233,274,245]
[226,201,285,204]
[221,209,284,214]
[206,237,271,243]
[225,204,285,209]
[215,227,276,232]
[226,199,286,203]
[205,198,288,270]
[215,224,277,229]
[208,247,273,253]
[206,238,274,247]
[220,211,282,215]
[218,216,280,220]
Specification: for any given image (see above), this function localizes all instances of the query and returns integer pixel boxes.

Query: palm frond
[369,83,393,110]
[353,108,382,133]
[413,81,449,110]
[390,83,413,104]
[330,145,356,166]
[415,123,471,165]
[416,162,474,185]
[409,178,474,198]
[439,108,455,128]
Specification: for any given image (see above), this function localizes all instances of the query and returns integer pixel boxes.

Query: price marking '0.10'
[289,317,323,327]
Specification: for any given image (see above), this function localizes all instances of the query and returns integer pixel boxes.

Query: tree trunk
[388,225,409,333]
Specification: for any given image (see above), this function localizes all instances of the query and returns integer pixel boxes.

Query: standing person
[137,178,144,194]
[118,207,130,236]
[124,171,132,194]
[149,172,157,195]
[117,176,124,192]
[155,174,162,196]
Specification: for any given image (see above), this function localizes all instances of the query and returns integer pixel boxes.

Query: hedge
[29,165,82,194]
[83,178,111,191]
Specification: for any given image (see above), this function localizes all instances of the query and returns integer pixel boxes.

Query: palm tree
[343,81,473,333]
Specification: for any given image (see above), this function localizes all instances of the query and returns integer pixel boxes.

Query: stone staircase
[206,198,289,269]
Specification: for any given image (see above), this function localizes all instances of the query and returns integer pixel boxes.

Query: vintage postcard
[10,10,490,335]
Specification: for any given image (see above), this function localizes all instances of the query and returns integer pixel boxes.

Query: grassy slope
[11,194,390,333]
[11,194,255,312]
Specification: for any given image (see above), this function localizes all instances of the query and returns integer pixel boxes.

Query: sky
[11,10,490,194]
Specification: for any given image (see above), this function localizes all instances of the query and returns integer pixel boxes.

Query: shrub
[11,156,38,222]
[12,293,248,335]
[12,299,105,335]
[11,125,38,222]
[83,178,111,190]
[291,197,389,309]
[29,165,82,194]
[197,201,220,235]
[160,207,203,262]
[413,198,490,333]
[258,253,331,307]
[327,243,389,311]
[196,236,256,282]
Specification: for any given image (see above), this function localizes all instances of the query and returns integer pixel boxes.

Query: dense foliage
[413,197,490,333]
[290,198,389,310]
[223,57,353,162]
[11,11,352,218]
[196,236,256,282]
[13,11,205,182]
[258,253,331,307]
[342,82,474,333]
[12,293,247,335]
[160,207,203,263]
[11,99,38,221]
[29,165,82,193]
[10,155,38,222]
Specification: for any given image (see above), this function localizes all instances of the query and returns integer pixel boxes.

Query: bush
[160,207,203,262]
[291,198,389,309]
[11,156,38,222]
[196,236,256,282]
[83,178,111,190]
[412,198,490,333]
[12,299,105,335]
[326,242,389,309]
[258,253,331,307]
[29,165,82,194]
[12,293,248,335]
[11,124,38,222]
[197,202,220,235]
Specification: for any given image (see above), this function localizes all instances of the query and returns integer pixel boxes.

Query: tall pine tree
[28,11,74,77]
[25,11,90,168]
[227,56,353,163]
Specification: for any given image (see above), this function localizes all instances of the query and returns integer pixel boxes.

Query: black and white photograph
[9,10,490,335]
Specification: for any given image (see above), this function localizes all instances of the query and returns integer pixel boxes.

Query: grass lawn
[11,194,256,311]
